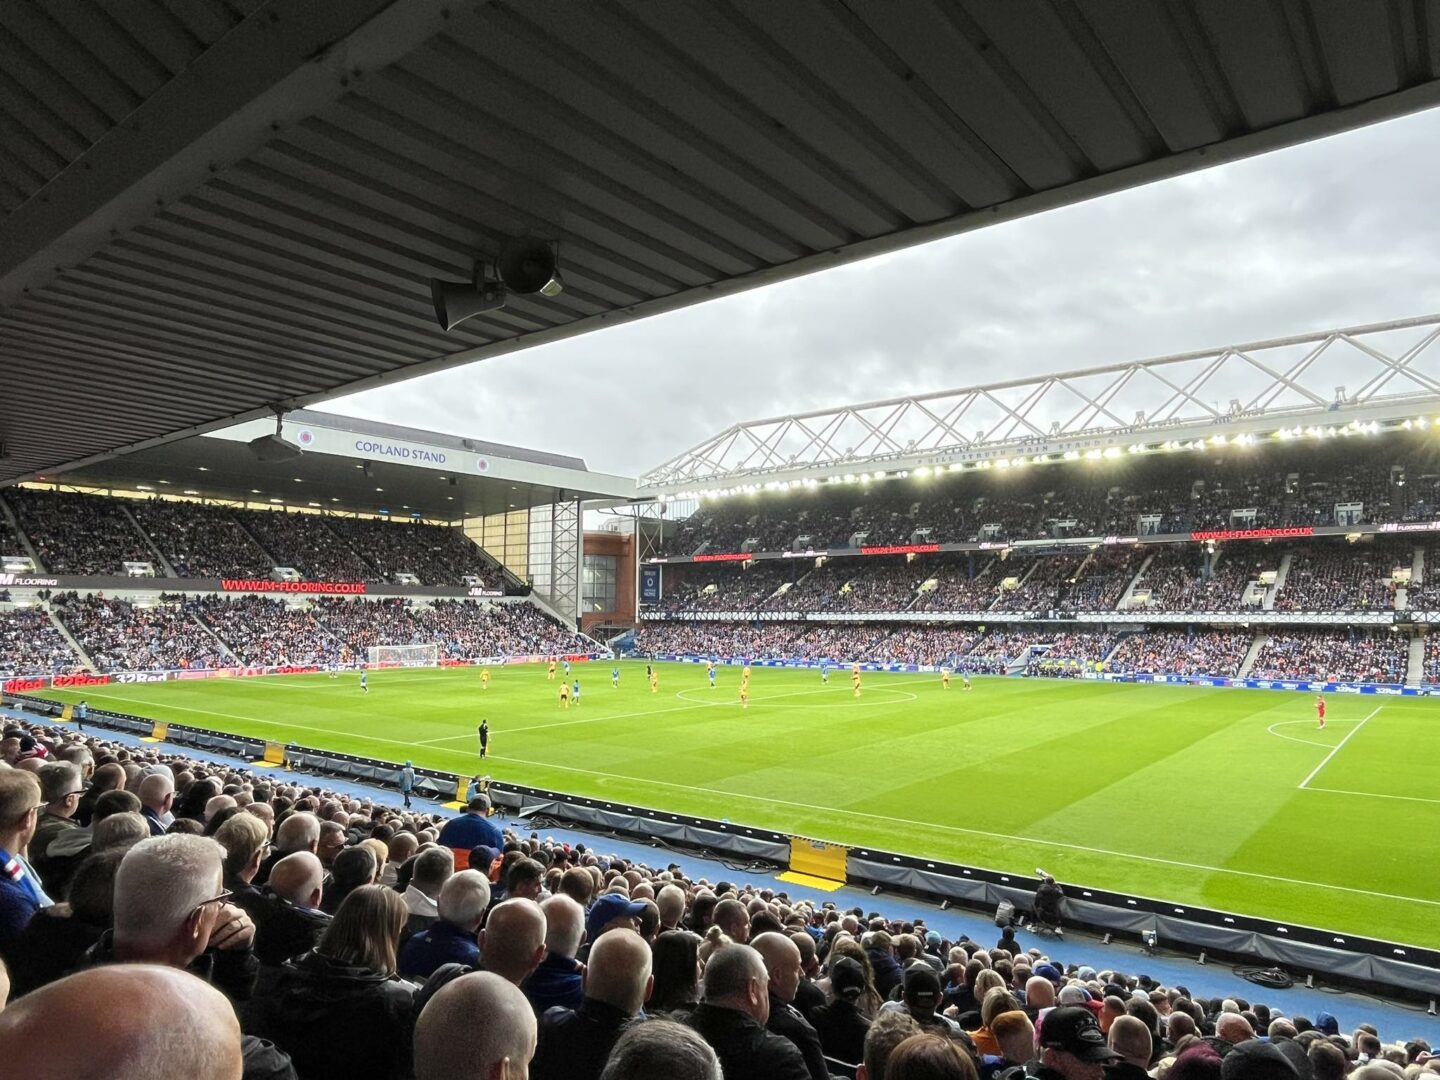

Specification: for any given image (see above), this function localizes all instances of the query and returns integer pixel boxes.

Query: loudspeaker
[430,273,505,332]
[497,237,563,296]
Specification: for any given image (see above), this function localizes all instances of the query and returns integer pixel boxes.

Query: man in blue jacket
[399,869,490,980]
[0,771,52,962]
[437,794,505,859]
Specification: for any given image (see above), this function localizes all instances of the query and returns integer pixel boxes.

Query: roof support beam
[0,0,455,306]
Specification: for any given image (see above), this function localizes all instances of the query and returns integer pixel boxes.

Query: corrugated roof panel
[2,1,1440,485]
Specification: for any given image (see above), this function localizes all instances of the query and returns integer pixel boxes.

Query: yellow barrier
[264,742,286,766]
[60,705,73,722]
[151,722,168,742]
[788,836,848,885]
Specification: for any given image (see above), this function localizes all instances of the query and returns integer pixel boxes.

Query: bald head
[275,811,319,854]
[137,773,174,814]
[701,942,770,1025]
[269,851,324,910]
[1109,1015,1153,1068]
[414,971,536,1080]
[1025,975,1055,1008]
[751,932,803,1003]
[0,965,241,1079]
[655,883,686,931]
[539,893,585,959]
[479,899,548,985]
[1216,1013,1255,1044]
[203,794,236,823]
[585,928,653,1015]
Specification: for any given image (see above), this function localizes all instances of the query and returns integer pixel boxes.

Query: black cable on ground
[1233,966,1294,990]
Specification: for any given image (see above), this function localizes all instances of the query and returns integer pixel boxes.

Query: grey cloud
[329,106,1440,478]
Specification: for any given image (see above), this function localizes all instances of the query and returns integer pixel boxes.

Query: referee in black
[478,719,489,759]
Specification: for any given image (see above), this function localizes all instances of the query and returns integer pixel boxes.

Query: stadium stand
[5,489,154,575]
[660,436,1440,556]
[131,498,274,578]
[1274,544,1401,612]
[51,595,225,673]
[2,488,500,586]
[0,608,79,678]
[322,516,495,586]
[1106,630,1252,678]
[1249,629,1408,684]
[231,508,375,581]
[189,596,343,668]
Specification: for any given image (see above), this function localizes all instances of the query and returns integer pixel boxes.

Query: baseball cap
[1313,1013,1339,1037]
[1221,1040,1299,1080]
[586,894,647,941]
[1041,1006,1122,1062]
[830,956,866,1001]
[1035,962,1063,982]
[903,966,943,1011]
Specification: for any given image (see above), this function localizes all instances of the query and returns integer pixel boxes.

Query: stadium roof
[638,313,1440,494]
[40,409,636,521]
[3,3,1440,487]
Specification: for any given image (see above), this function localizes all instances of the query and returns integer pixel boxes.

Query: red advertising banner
[220,579,368,595]
[2,677,47,693]
[859,543,941,556]
[1189,527,1315,542]
[52,673,111,688]
[691,553,750,563]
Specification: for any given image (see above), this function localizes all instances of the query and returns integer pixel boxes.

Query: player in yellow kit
[558,681,570,708]
[742,662,752,682]
[480,667,490,690]
[851,668,862,698]
[941,667,951,690]
[547,658,557,681]
[739,683,749,709]
[649,670,659,694]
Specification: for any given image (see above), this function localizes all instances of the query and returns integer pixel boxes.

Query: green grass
[43,661,1440,948]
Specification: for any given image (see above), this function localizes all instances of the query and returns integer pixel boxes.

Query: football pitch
[43,661,1440,949]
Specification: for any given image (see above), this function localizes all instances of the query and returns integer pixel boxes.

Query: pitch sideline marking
[69,691,1437,908]
[1297,706,1381,790]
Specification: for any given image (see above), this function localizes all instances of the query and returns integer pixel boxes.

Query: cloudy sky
[329,105,1440,480]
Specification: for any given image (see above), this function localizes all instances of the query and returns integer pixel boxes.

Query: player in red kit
[1315,694,1326,730]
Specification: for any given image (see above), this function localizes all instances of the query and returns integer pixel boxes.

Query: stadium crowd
[52,595,226,673]
[1105,631,1251,679]
[1250,631,1408,684]
[5,489,156,576]
[2,489,499,587]
[661,434,1440,555]
[1273,546,1401,613]
[5,716,1432,1080]
[133,498,275,579]
[190,596,345,668]
[0,608,80,679]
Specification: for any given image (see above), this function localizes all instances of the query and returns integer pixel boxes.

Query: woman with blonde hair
[967,985,1023,1056]
[247,885,416,1080]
